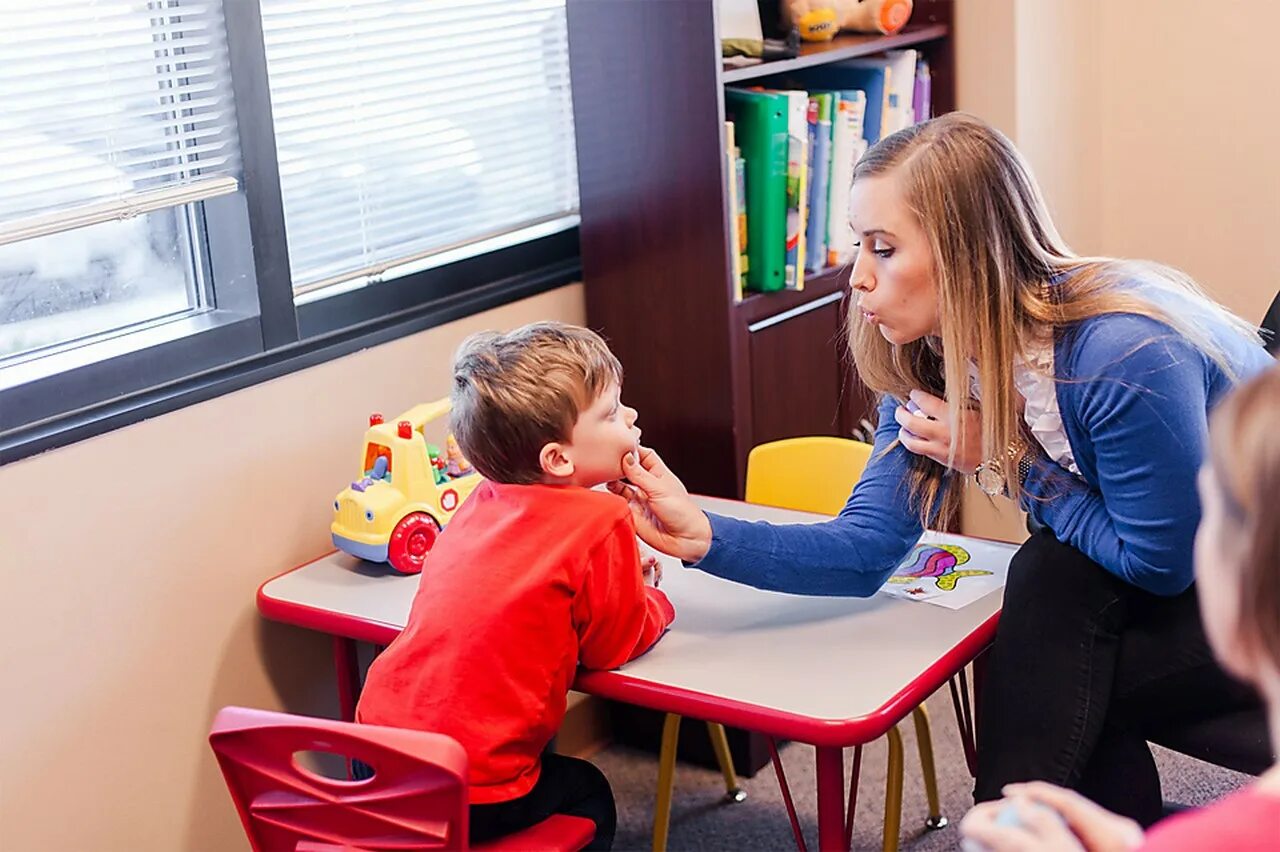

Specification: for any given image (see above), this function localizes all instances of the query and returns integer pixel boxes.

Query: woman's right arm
[619,395,932,597]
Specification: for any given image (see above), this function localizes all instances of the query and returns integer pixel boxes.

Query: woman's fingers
[895,405,946,442]
[909,389,948,419]
[622,448,664,493]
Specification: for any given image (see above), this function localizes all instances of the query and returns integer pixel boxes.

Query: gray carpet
[592,690,1252,851]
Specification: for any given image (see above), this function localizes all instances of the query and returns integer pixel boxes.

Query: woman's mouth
[861,309,879,324]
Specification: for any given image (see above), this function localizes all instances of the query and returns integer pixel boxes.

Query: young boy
[356,322,675,851]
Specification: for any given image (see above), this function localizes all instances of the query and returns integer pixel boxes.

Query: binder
[724,87,788,292]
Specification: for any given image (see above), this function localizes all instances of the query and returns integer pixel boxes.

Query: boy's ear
[539,441,575,479]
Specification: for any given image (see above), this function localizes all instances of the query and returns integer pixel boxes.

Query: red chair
[210,706,595,851]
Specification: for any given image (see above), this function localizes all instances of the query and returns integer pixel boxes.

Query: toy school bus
[331,398,481,574]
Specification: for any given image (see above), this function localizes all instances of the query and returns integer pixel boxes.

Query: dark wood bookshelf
[567,0,955,498]
[721,23,949,83]
[735,266,850,324]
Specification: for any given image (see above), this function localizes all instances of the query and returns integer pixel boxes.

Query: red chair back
[210,706,470,851]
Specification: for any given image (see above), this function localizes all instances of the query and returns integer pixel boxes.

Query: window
[259,0,579,302]
[1,0,580,461]
[0,0,265,439]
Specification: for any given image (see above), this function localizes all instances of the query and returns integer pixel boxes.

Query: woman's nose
[850,253,874,292]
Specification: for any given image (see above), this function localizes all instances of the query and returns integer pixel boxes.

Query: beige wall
[0,285,584,851]
[957,0,1280,541]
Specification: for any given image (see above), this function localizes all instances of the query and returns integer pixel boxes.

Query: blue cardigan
[695,292,1271,597]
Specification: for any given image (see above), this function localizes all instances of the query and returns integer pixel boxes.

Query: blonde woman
[612,113,1274,824]
[960,363,1280,851]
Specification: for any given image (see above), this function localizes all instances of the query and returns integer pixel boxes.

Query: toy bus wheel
[387,512,440,575]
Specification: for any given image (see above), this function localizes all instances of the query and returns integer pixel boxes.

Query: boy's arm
[574,516,676,671]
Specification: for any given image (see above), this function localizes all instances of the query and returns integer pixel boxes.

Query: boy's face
[546,380,640,487]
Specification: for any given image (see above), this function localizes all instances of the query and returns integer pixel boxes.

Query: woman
[612,113,1273,824]
[960,363,1280,851]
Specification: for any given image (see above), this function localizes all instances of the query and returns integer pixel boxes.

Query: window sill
[1,256,579,464]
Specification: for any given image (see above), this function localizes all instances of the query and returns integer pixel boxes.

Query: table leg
[333,636,361,723]
[949,670,977,776]
[843,745,863,850]
[882,727,904,852]
[768,738,807,852]
[815,746,847,852]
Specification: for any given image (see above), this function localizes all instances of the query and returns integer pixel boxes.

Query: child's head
[1196,362,1280,694]
[450,321,639,487]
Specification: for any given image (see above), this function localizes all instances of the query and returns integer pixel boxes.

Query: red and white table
[259,496,1011,851]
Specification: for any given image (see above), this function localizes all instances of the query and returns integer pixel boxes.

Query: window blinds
[0,0,241,248]
[259,0,580,295]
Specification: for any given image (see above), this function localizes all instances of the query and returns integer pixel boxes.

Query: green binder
[725,88,788,292]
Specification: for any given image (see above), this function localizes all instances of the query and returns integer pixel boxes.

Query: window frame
[0,0,580,464]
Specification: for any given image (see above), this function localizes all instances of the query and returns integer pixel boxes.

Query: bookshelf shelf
[721,23,949,83]
[736,266,849,325]
[567,0,955,498]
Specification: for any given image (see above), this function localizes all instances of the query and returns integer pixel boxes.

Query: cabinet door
[747,294,848,447]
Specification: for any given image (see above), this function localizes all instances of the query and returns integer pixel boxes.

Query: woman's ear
[539,441,575,479]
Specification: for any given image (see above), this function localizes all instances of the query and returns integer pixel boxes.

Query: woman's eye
[873,245,894,258]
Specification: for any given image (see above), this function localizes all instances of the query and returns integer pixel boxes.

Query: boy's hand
[640,551,663,588]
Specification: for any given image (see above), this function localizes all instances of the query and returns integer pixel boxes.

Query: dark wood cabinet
[566,0,955,498]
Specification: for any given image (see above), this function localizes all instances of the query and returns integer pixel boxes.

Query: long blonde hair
[847,113,1260,523]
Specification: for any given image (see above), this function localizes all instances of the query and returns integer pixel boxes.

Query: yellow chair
[745,436,946,851]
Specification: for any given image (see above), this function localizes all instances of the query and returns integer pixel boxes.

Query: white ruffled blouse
[969,345,1082,477]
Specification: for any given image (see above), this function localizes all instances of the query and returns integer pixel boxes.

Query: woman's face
[847,172,940,345]
[1194,463,1251,680]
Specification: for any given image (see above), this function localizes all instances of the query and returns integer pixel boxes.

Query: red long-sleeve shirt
[356,480,675,803]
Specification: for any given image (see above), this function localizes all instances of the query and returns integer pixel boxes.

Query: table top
[259,496,1013,746]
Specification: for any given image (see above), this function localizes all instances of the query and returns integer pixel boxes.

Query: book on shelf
[781,89,809,290]
[913,57,932,124]
[794,59,890,145]
[724,87,788,292]
[737,145,747,291]
[804,93,833,275]
[724,120,747,302]
[826,91,866,268]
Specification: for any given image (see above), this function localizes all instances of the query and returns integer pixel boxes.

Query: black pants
[974,531,1264,826]
[470,753,616,850]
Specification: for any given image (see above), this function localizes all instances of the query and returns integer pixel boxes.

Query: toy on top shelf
[331,398,482,575]
[783,0,914,41]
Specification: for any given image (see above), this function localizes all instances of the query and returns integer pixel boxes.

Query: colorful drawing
[887,543,993,592]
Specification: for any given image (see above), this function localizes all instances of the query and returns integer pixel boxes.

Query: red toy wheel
[387,512,440,575]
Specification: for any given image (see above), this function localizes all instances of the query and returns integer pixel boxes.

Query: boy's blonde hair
[1207,363,1280,670]
[450,322,623,484]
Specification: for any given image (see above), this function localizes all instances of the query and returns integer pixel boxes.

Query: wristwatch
[973,458,1006,497]
[974,441,1031,497]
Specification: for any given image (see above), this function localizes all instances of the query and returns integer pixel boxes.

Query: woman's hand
[893,389,984,474]
[609,446,713,563]
[960,783,1143,852]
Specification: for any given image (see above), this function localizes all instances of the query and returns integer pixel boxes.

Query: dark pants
[974,530,1264,826]
[470,753,616,850]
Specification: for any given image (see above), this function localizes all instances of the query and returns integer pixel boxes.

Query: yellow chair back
[744,436,873,516]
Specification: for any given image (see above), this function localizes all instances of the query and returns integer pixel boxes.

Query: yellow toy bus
[331,398,482,574]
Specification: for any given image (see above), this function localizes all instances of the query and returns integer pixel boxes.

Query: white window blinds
[259,0,580,296]
[0,0,241,248]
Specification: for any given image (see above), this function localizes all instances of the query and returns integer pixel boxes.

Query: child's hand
[640,547,663,588]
